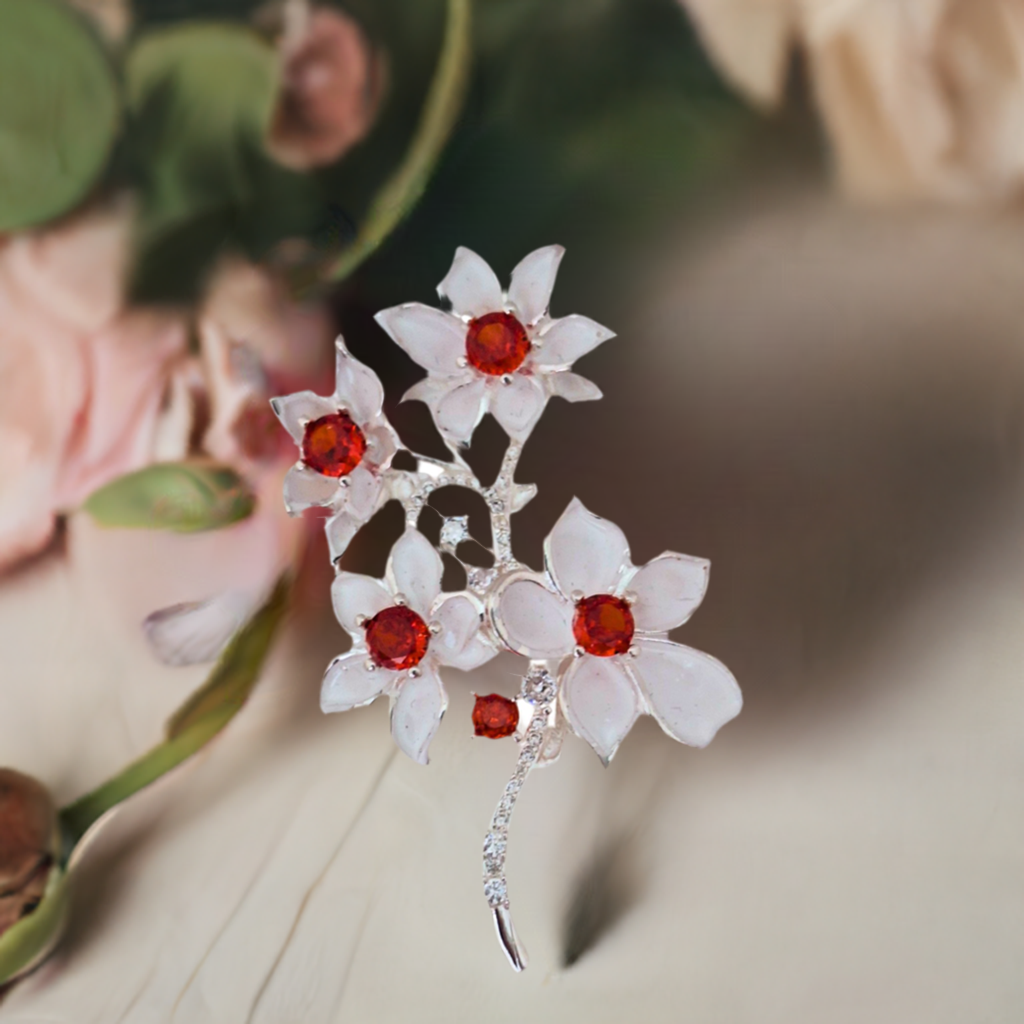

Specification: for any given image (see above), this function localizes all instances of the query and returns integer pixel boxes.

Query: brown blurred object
[0,770,57,938]
[680,0,1024,203]
[268,4,383,171]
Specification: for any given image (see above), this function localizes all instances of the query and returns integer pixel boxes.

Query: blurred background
[3,0,1024,1019]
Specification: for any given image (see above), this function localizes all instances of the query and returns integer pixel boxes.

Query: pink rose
[100,262,335,666]
[0,204,187,573]
[268,6,382,171]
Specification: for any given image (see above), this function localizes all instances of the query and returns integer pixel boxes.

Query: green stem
[299,0,472,294]
[58,577,291,857]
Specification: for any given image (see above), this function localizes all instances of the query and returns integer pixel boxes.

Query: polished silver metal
[493,906,527,972]
[481,662,558,971]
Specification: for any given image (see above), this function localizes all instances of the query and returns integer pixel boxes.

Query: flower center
[364,605,430,671]
[302,411,366,477]
[472,693,519,738]
[572,594,635,657]
[465,312,531,375]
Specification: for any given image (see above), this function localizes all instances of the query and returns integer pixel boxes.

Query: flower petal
[333,337,384,424]
[402,376,450,406]
[390,665,447,765]
[560,654,641,764]
[374,304,465,374]
[544,497,630,598]
[283,463,340,515]
[493,575,573,658]
[627,552,710,632]
[386,528,443,616]
[444,633,497,672]
[545,371,602,403]
[344,464,381,520]
[365,425,397,470]
[434,376,487,443]
[533,315,615,367]
[490,374,546,442]
[681,0,794,107]
[325,510,360,562]
[430,593,483,666]
[507,245,564,325]
[143,590,256,666]
[320,650,387,713]
[269,390,335,443]
[437,247,503,318]
[629,639,742,748]
[331,572,391,634]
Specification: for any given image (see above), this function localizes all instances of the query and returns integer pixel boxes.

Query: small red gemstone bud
[302,411,367,477]
[365,605,430,671]
[472,693,519,738]
[465,312,531,376]
[572,594,635,657]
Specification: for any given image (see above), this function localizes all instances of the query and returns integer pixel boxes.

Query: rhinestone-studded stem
[393,441,524,574]
[482,442,521,568]
[482,662,556,971]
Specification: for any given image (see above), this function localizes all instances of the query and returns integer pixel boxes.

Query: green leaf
[59,577,290,848]
[0,0,119,232]
[125,21,278,229]
[124,21,318,300]
[0,865,68,986]
[82,462,256,533]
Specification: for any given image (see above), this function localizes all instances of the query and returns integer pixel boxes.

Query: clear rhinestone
[484,878,507,907]
[439,515,470,551]
[466,567,496,593]
[483,832,507,871]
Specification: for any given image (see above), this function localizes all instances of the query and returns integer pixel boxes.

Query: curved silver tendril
[482,662,557,971]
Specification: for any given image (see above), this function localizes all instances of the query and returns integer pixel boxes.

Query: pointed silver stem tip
[493,905,528,971]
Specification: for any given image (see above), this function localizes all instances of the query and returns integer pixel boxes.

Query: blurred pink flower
[201,256,335,389]
[681,0,1024,203]
[268,5,382,171]
[0,208,334,670]
[132,261,335,666]
[0,204,186,573]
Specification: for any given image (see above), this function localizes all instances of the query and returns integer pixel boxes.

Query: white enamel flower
[270,337,398,560]
[491,498,742,764]
[322,528,498,764]
[374,245,614,446]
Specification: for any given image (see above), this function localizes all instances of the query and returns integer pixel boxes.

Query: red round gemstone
[364,605,430,671]
[302,411,366,477]
[472,693,519,738]
[465,312,531,375]
[572,595,635,657]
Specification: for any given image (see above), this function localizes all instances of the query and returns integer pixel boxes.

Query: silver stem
[482,662,556,971]
[394,441,527,571]
[483,441,522,569]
